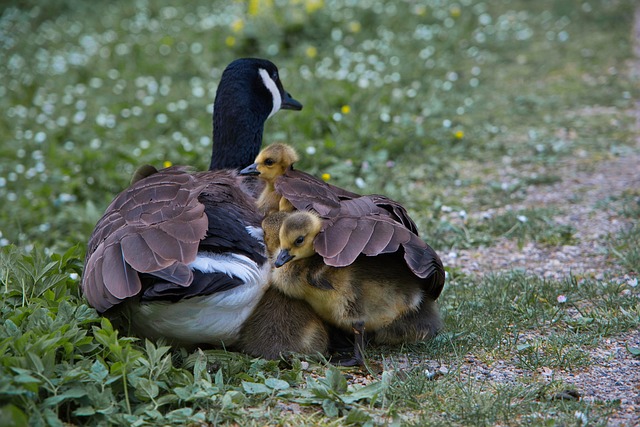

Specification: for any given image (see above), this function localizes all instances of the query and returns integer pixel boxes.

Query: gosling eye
[264,158,275,166]
[294,236,305,246]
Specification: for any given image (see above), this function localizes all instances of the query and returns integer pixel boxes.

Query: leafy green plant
[0,0,638,425]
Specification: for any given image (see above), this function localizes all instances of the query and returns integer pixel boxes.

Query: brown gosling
[271,211,442,366]
[236,287,329,359]
[236,211,329,359]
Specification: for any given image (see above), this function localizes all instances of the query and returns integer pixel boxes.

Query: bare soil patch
[436,8,640,426]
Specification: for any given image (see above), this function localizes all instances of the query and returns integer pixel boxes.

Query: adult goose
[272,211,443,366]
[81,58,302,348]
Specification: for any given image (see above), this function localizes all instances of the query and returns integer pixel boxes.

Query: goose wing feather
[195,171,266,262]
[367,194,419,235]
[270,166,444,292]
[82,168,209,312]
[275,169,359,215]
[402,238,446,299]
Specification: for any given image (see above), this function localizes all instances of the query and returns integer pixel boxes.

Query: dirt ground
[437,7,640,427]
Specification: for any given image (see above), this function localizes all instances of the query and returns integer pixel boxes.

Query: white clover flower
[575,411,588,426]
[557,295,567,303]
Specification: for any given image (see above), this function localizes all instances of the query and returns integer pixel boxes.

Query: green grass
[1,0,639,425]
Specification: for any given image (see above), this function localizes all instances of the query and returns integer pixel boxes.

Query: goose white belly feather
[123,252,270,347]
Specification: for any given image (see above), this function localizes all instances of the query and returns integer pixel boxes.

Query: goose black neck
[208,62,274,171]
[209,111,266,171]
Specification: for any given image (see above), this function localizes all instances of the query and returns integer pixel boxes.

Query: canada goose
[272,211,443,366]
[81,58,302,348]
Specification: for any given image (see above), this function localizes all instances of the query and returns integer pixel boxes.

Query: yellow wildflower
[321,173,331,182]
[306,46,317,58]
[231,19,244,33]
[450,6,461,18]
[249,0,273,16]
[341,105,351,115]
[454,130,464,140]
[248,0,259,16]
[348,21,361,33]
[163,160,173,168]
[225,36,236,47]
[305,0,324,14]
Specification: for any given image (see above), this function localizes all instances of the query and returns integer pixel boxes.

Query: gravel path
[436,7,640,426]
[442,152,638,281]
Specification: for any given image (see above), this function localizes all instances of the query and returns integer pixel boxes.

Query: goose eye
[294,236,304,246]
[271,70,279,81]
[264,158,275,166]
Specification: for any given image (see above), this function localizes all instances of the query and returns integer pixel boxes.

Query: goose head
[210,58,302,171]
[275,211,322,267]
[238,143,299,183]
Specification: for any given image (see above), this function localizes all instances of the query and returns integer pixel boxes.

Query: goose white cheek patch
[259,68,282,119]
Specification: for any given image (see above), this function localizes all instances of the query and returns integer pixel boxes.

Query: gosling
[239,143,360,214]
[272,211,442,366]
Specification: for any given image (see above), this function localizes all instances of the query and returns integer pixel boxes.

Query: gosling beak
[275,249,294,267]
[239,163,260,176]
[281,92,303,111]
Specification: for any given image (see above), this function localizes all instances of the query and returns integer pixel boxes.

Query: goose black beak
[239,163,260,176]
[281,92,303,111]
[274,249,294,267]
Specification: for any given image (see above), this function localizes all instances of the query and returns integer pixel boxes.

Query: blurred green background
[0,0,636,254]
[1,2,639,426]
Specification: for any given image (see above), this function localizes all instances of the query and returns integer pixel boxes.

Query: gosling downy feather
[236,211,329,359]
[82,58,302,347]
[241,143,444,300]
[272,211,442,364]
[236,287,329,359]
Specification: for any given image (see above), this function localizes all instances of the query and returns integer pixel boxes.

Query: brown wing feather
[101,242,142,299]
[82,168,209,312]
[402,237,445,299]
[275,168,358,215]
[272,166,444,295]
[367,194,419,235]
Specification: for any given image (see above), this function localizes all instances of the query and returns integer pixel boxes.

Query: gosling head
[275,211,322,267]
[239,143,299,183]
